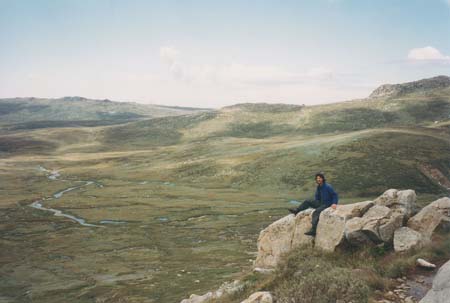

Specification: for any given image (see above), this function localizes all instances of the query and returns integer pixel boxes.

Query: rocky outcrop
[241,291,274,303]
[254,189,450,267]
[345,205,404,245]
[369,75,450,98]
[314,201,374,251]
[374,189,417,220]
[420,259,450,303]
[255,189,424,267]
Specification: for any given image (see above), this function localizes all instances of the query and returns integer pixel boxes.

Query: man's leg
[305,204,328,236]
[289,199,321,214]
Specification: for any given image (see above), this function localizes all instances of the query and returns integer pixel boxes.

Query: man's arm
[328,184,339,209]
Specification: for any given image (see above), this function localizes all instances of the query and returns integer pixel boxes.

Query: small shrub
[274,265,369,303]
[271,246,370,303]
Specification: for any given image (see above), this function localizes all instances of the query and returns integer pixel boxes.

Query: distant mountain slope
[369,75,450,98]
[1,75,449,196]
[0,96,211,129]
[87,75,450,148]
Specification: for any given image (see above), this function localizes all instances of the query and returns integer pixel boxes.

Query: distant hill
[1,76,449,196]
[0,96,212,130]
[369,75,450,98]
[222,103,304,113]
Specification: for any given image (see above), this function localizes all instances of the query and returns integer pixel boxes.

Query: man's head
[315,173,326,186]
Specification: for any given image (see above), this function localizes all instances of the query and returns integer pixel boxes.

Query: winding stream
[29,166,103,227]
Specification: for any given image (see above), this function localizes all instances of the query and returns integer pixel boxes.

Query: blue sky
[1,0,449,107]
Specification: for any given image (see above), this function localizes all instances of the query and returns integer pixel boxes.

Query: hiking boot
[304,229,316,236]
[288,208,299,215]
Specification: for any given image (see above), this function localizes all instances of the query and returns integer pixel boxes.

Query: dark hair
[315,173,326,183]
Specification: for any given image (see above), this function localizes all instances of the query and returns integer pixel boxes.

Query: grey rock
[345,205,404,245]
[369,75,450,98]
[420,259,450,303]
[417,258,436,269]
[393,227,425,252]
[241,291,274,303]
[408,197,450,238]
[374,189,417,220]
[315,201,374,251]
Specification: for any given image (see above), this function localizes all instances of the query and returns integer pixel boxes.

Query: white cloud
[159,46,336,86]
[407,46,450,63]
[159,46,187,80]
[159,46,179,64]
[151,46,372,107]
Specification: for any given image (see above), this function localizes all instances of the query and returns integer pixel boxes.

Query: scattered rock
[385,290,396,301]
[417,258,436,269]
[180,280,243,303]
[240,291,274,303]
[253,267,275,274]
[405,297,415,303]
[181,292,213,303]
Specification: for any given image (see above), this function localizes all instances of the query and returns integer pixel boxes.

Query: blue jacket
[315,183,339,207]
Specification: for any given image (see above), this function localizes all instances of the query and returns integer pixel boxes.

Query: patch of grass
[0,136,57,154]
[223,103,304,113]
[269,246,371,303]
[302,108,399,134]
[174,160,218,178]
[217,121,296,139]
[101,112,218,148]
[328,132,450,196]
[5,119,135,130]
[402,99,450,123]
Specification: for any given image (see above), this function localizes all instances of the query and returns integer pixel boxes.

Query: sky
[1,0,449,108]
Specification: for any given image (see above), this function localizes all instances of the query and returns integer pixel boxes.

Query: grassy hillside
[1,76,450,302]
[0,96,211,130]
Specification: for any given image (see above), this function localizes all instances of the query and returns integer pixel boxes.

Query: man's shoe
[304,229,316,236]
[288,208,299,215]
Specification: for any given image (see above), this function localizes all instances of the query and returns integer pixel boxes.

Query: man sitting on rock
[288,173,339,236]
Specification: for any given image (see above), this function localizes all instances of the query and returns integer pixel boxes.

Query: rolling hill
[0,96,211,130]
[1,75,450,302]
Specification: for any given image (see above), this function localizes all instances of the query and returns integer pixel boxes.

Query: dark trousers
[296,200,328,231]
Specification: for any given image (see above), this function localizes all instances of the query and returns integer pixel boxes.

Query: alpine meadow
[1,76,450,302]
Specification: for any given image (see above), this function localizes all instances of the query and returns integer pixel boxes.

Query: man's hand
[331,204,337,210]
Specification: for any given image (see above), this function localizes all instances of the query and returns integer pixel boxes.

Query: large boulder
[393,227,426,252]
[254,210,313,268]
[292,209,315,248]
[408,197,450,238]
[420,259,450,303]
[345,205,404,245]
[315,201,374,251]
[374,189,417,220]
[241,291,274,303]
